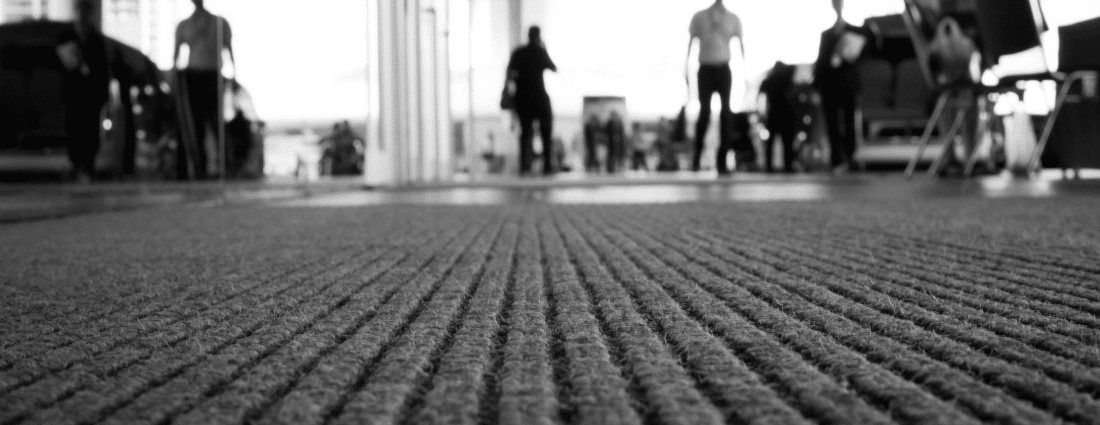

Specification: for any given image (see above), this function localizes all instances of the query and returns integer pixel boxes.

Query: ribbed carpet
[2,198,1100,425]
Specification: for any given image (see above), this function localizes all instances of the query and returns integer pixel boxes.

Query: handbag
[928,17,980,86]
[671,106,688,143]
[500,80,515,111]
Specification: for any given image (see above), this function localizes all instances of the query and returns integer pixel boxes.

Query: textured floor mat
[2,198,1099,424]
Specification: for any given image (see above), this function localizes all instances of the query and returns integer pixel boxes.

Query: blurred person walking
[583,114,605,172]
[606,111,627,173]
[814,0,868,173]
[506,26,558,176]
[174,0,235,179]
[57,0,111,183]
[760,61,798,173]
[629,122,653,171]
[687,0,746,173]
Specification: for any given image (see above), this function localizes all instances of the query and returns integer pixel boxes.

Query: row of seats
[0,46,68,150]
[857,58,934,123]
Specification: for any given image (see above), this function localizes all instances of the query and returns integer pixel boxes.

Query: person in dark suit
[506,26,558,175]
[57,0,111,183]
[760,61,798,173]
[814,0,868,173]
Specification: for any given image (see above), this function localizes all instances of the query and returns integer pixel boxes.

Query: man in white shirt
[688,0,745,172]
[174,0,234,179]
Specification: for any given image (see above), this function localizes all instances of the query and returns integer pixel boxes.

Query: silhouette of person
[814,0,867,173]
[760,61,798,173]
[629,122,652,171]
[606,111,626,173]
[583,114,604,172]
[174,0,234,179]
[57,0,110,183]
[506,26,557,176]
[688,0,745,172]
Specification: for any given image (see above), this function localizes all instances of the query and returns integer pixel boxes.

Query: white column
[406,0,420,182]
[467,0,476,177]
[374,0,402,185]
[508,0,522,49]
[47,0,77,21]
[372,0,456,185]
[138,0,150,53]
[438,0,453,181]
[418,3,436,182]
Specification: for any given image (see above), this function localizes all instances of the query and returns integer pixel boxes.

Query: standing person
[57,0,110,183]
[174,0,234,179]
[629,122,653,171]
[688,0,745,173]
[813,0,867,173]
[606,111,627,173]
[760,61,799,173]
[506,26,558,176]
[583,114,604,172]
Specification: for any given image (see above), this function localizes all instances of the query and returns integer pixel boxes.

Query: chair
[1028,15,1100,173]
[905,0,1055,178]
[854,59,895,151]
[894,59,935,126]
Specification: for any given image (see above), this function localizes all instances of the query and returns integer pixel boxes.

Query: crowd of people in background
[502,0,872,178]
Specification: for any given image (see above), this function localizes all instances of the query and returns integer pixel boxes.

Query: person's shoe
[831,163,851,175]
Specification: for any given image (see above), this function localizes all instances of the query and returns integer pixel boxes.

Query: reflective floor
[2,171,1099,222]
[282,171,1100,207]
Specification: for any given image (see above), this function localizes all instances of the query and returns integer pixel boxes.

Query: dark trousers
[766,115,797,172]
[180,70,221,179]
[584,138,600,171]
[630,150,649,171]
[822,94,856,167]
[516,93,554,174]
[607,137,625,173]
[64,101,103,175]
[694,64,733,171]
[714,112,752,174]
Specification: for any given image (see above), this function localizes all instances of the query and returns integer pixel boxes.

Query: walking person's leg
[764,122,779,173]
[585,133,597,172]
[539,99,554,175]
[839,98,857,168]
[781,123,797,172]
[694,67,717,172]
[65,102,101,180]
[822,94,846,169]
[607,136,619,174]
[64,104,84,178]
[715,66,734,173]
[82,106,102,176]
[184,71,217,179]
[517,110,536,175]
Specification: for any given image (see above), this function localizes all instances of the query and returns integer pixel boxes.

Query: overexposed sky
[157,0,1100,122]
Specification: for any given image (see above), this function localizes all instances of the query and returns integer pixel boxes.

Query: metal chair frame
[903,0,1061,179]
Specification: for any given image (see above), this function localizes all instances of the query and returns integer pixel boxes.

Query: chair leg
[907,92,950,179]
[1029,72,1094,174]
[928,109,968,178]
[964,97,991,178]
